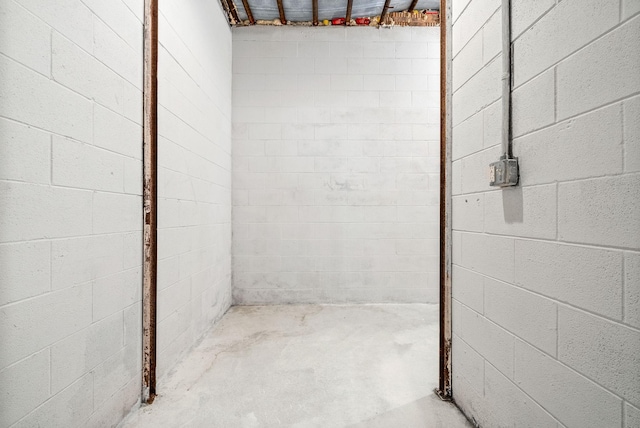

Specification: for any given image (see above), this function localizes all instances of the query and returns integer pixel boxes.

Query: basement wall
[156,0,233,380]
[450,0,640,427]
[232,26,441,304]
[0,0,144,426]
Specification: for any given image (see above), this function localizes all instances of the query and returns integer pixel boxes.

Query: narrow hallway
[121,305,470,427]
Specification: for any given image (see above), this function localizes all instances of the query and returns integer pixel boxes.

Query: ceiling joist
[241,0,256,24]
[276,0,287,24]
[345,0,353,24]
[312,0,318,26]
[380,0,392,26]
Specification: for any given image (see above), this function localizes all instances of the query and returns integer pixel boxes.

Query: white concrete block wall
[156,0,232,380]
[0,0,144,426]
[232,26,440,304]
[451,1,640,427]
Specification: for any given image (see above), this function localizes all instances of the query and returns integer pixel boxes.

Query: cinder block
[557,16,640,120]
[484,362,560,428]
[0,349,50,427]
[94,104,143,159]
[624,95,640,173]
[93,192,142,234]
[0,241,51,306]
[452,265,484,314]
[363,74,396,91]
[0,117,50,184]
[513,0,619,87]
[452,194,484,232]
[52,136,125,192]
[93,17,142,88]
[50,312,123,394]
[452,0,500,56]
[15,0,93,53]
[452,58,501,126]
[0,55,93,143]
[627,403,640,428]
[481,9,501,64]
[93,269,139,322]
[248,123,281,140]
[460,232,514,283]
[485,278,557,355]
[51,234,123,290]
[511,0,555,39]
[625,252,640,329]
[452,30,483,91]
[623,0,640,20]
[518,339,623,428]
[559,306,640,407]
[454,300,515,378]
[0,283,92,369]
[512,68,555,137]
[515,104,623,186]
[452,112,483,161]
[483,184,557,240]
[558,174,640,248]
[0,0,51,76]
[0,181,93,243]
[515,239,623,320]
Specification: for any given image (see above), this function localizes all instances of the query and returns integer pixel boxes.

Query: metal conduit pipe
[501,0,512,160]
[489,0,519,187]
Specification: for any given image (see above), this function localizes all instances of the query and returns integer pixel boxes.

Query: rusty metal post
[142,0,158,405]
[436,0,453,400]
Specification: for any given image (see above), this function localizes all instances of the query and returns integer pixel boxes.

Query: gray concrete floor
[121,304,471,427]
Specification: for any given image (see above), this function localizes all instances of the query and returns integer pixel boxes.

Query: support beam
[313,0,318,26]
[227,0,241,24]
[345,0,353,24]
[142,0,158,405]
[241,0,256,24]
[408,0,419,12]
[380,0,392,25]
[437,0,453,400]
[277,0,286,24]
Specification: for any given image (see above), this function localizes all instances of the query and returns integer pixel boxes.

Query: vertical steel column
[142,0,158,405]
[437,0,453,400]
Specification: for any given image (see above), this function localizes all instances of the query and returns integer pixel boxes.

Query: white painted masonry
[156,0,233,380]
[232,26,441,304]
[450,0,640,427]
[0,0,144,426]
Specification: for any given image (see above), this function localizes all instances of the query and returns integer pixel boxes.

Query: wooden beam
[227,0,241,24]
[241,0,256,24]
[312,0,317,26]
[345,0,353,24]
[408,0,419,12]
[312,0,318,26]
[276,0,286,24]
[220,0,232,23]
[142,0,158,405]
[380,0,392,25]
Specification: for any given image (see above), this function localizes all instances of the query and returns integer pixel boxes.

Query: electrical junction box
[489,157,519,187]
